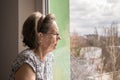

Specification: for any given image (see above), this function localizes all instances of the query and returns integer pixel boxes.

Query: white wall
[18,0,36,52]
[18,0,43,52]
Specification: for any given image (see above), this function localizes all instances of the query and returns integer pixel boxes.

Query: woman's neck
[33,47,48,62]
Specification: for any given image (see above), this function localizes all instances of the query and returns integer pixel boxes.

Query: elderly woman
[9,12,61,80]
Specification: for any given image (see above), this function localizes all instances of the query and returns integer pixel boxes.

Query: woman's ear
[38,32,43,36]
[37,32,44,45]
[37,32,43,41]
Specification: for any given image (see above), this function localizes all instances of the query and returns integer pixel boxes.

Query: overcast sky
[70,0,120,35]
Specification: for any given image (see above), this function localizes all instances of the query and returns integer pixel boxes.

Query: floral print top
[9,48,54,80]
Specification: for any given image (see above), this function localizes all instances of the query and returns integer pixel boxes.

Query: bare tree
[100,23,120,80]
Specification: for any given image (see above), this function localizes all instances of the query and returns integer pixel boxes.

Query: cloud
[70,0,120,35]
[106,0,119,3]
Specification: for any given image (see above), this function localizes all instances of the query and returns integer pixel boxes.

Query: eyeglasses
[45,32,59,36]
[44,32,61,40]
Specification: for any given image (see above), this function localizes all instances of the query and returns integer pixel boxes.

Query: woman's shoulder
[9,48,37,79]
[11,48,37,72]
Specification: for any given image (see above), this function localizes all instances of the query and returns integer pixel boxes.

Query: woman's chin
[54,44,57,49]
[48,47,56,52]
[47,44,57,52]
[52,46,56,50]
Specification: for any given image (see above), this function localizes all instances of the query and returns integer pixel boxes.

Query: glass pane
[70,0,120,80]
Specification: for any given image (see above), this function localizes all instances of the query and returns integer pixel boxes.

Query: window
[70,0,120,80]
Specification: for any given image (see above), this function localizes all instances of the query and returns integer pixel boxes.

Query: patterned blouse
[9,48,54,80]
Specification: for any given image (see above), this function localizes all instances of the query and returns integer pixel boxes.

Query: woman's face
[40,21,61,52]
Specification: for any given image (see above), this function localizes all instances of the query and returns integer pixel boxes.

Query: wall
[18,0,36,52]
[50,0,70,80]
[18,0,43,52]
[0,0,18,79]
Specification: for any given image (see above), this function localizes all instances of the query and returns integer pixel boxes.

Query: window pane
[70,0,120,80]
